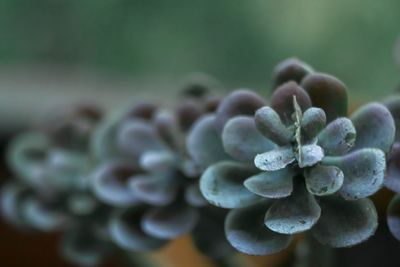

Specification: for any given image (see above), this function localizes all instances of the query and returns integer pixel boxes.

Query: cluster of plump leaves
[1,103,114,266]
[189,58,396,255]
[3,59,400,264]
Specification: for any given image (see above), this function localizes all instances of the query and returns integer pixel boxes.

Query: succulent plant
[1,103,116,266]
[191,59,395,255]
[382,97,400,241]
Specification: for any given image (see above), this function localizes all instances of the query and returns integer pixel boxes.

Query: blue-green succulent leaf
[109,208,167,251]
[7,132,50,188]
[385,143,400,193]
[264,182,321,234]
[184,183,208,207]
[200,161,261,208]
[254,107,293,146]
[387,194,400,241]
[254,147,295,171]
[317,118,356,156]
[312,196,378,247]
[222,116,276,162]
[139,150,177,172]
[0,183,30,228]
[117,119,166,159]
[215,90,266,133]
[297,144,324,168]
[244,168,293,198]
[91,162,142,207]
[350,103,395,153]
[301,107,326,139]
[304,165,344,196]
[142,204,199,239]
[128,174,178,207]
[225,201,292,255]
[323,148,385,200]
[187,115,231,169]
[21,197,68,232]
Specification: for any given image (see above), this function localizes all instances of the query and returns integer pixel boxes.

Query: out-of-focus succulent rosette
[382,96,400,241]
[191,58,394,255]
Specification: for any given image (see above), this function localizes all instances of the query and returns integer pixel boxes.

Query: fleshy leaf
[244,168,293,198]
[254,147,295,171]
[225,201,292,255]
[387,194,400,241]
[116,119,166,159]
[154,111,181,148]
[139,150,177,171]
[187,115,231,168]
[265,182,321,234]
[215,90,266,133]
[312,197,378,247]
[184,183,208,207]
[200,161,261,208]
[297,144,324,168]
[254,107,293,145]
[0,183,30,228]
[222,116,276,162]
[301,107,326,139]
[301,73,348,122]
[7,132,50,188]
[109,208,167,251]
[128,174,178,206]
[176,100,203,132]
[61,225,110,267]
[323,148,385,200]
[21,197,68,232]
[384,96,400,142]
[304,165,344,196]
[192,208,234,259]
[350,103,395,153]
[270,82,311,125]
[317,118,356,156]
[142,204,199,239]
[91,162,142,207]
[385,143,400,193]
[272,58,314,87]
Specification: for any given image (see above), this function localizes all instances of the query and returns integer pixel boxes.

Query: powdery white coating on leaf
[244,169,293,198]
[254,147,295,171]
[297,144,324,168]
[254,107,293,146]
[304,165,344,196]
[317,117,356,156]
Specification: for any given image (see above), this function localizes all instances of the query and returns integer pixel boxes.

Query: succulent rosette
[382,96,400,241]
[1,103,114,266]
[191,59,395,255]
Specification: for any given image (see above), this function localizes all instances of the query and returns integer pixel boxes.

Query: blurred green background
[0,0,399,130]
